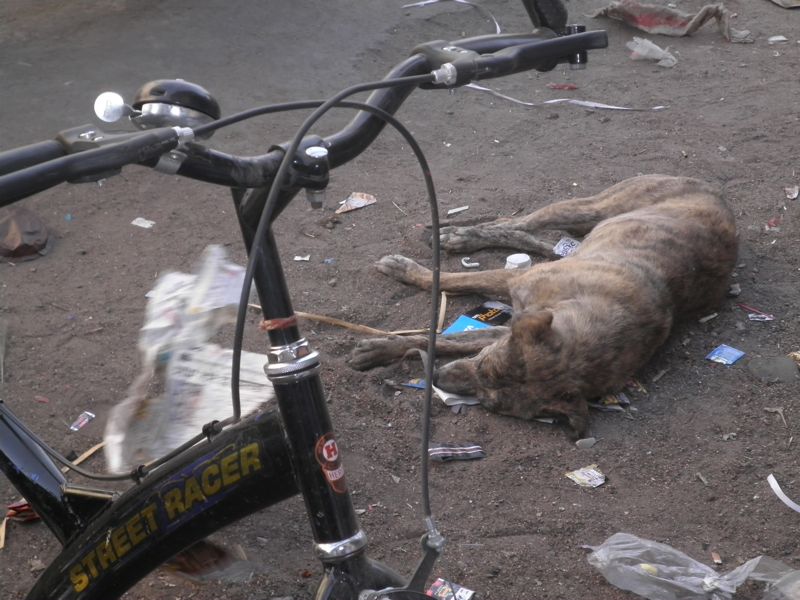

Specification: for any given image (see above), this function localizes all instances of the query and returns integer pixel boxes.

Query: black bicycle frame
[0,181,405,600]
[0,6,607,595]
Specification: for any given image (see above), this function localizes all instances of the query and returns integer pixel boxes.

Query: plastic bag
[626,37,677,68]
[587,533,795,600]
[104,246,274,473]
[764,571,800,600]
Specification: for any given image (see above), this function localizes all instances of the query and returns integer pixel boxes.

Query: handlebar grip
[0,140,66,177]
[0,128,180,208]
[478,30,607,77]
[420,30,608,87]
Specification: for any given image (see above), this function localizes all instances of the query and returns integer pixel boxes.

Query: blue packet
[706,344,745,365]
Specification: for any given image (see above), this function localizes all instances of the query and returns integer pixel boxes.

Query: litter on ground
[589,1,753,43]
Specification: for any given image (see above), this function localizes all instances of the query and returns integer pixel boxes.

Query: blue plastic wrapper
[706,344,745,365]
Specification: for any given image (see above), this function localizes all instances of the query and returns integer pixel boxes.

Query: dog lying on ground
[348,175,738,437]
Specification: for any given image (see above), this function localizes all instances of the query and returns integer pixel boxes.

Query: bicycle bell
[132,79,220,138]
[94,79,220,139]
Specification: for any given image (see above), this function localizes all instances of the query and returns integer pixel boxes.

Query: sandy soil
[2,1,800,599]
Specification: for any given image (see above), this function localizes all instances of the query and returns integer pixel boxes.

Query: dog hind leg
[440,175,715,254]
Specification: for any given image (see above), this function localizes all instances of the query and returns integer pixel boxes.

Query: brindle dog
[348,175,738,437]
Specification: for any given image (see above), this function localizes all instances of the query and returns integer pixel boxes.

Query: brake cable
[44,79,447,543]
[224,74,445,536]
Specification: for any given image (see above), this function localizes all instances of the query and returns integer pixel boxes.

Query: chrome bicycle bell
[131,79,221,137]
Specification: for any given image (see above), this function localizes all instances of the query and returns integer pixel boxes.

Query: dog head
[435,309,588,437]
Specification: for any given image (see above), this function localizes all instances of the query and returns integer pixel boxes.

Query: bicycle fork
[236,184,410,597]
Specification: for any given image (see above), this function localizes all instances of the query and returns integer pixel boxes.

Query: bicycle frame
[0,183,406,599]
[0,5,609,594]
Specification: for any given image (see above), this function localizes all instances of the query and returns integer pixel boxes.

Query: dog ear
[510,310,554,344]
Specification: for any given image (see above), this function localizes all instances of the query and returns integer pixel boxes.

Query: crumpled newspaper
[104,245,274,473]
[589,1,753,43]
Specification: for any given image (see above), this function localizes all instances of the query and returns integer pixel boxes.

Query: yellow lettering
[220,452,240,486]
[240,443,262,477]
[69,563,90,593]
[476,308,500,322]
[126,513,146,546]
[68,504,163,593]
[81,553,100,578]
[201,464,221,495]
[183,477,205,511]
[96,539,117,570]
[164,487,185,520]
[111,526,132,558]
[140,503,158,534]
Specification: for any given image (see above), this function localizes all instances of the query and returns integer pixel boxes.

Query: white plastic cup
[505,253,532,269]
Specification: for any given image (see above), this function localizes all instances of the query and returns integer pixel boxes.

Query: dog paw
[375,255,431,287]
[439,226,485,252]
[434,358,478,395]
[348,337,407,370]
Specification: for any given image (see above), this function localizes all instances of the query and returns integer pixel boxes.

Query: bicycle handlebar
[0,128,190,207]
[0,29,607,206]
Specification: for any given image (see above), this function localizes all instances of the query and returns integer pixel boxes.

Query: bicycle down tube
[24,407,299,599]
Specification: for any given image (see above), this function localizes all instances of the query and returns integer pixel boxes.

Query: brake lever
[416,29,608,89]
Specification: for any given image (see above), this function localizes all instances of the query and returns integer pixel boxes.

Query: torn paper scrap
[336,192,376,214]
[588,1,753,43]
[626,37,677,68]
[566,464,606,488]
[131,217,155,229]
[447,205,470,216]
[432,384,480,407]
[553,236,581,257]
[467,83,667,111]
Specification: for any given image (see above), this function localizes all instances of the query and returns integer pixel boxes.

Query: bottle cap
[505,253,532,269]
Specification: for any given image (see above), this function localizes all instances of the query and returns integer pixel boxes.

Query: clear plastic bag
[626,37,677,68]
[764,571,800,600]
[587,533,795,600]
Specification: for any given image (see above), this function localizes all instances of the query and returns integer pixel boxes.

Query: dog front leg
[439,224,557,256]
[348,327,508,370]
[376,254,516,296]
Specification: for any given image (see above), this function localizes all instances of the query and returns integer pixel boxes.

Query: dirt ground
[2,1,800,599]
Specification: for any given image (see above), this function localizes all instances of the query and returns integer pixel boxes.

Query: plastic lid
[505,253,532,269]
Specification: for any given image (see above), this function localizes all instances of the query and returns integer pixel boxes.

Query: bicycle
[0,1,607,598]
